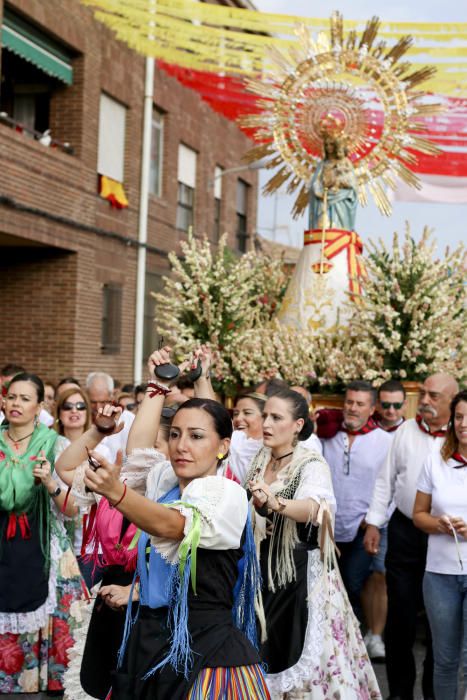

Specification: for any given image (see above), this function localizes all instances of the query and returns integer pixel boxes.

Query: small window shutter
[98,93,126,182]
[101,283,122,354]
[177,144,197,188]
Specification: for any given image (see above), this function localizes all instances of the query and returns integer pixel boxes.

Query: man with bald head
[364,373,459,700]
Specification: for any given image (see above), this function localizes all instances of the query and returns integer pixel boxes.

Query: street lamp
[207,158,268,189]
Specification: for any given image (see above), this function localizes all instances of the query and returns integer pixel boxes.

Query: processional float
[241,12,442,331]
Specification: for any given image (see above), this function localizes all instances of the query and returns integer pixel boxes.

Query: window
[236,179,249,253]
[149,109,164,196]
[0,9,75,151]
[143,271,164,360]
[0,39,70,135]
[101,283,122,354]
[213,166,223,240]
[97,93,126,182]
[176,144,197,232]
[177,183,195,232]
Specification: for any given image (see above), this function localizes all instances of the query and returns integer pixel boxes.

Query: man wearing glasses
[376,380,407,433]
[361,380,407,662]
[364,373,459,700]
[321,380,392,626]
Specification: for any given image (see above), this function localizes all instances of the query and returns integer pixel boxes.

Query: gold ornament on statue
[240,12,443,218]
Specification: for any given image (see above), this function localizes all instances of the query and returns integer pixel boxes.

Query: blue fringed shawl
[117,482,261,681]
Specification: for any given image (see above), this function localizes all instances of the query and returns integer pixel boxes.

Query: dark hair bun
[298,416,314,441]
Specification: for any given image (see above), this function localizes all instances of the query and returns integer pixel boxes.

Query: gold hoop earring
[217,453,225,461]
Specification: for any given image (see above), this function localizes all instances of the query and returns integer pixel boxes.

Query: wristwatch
[49,485,62,498]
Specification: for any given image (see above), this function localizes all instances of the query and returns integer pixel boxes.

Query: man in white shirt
[364,373,459,700]
[321,381,392,624]
[362,379,407,659]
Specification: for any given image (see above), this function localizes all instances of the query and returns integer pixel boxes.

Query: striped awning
[1,7,73,85]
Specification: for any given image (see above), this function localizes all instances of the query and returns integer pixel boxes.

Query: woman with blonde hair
[54,387,92,441]
[54,386,99,588]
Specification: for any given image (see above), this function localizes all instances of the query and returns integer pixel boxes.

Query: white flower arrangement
[153,226,466,394]
[345,226,466,384]
[153,233,288,394]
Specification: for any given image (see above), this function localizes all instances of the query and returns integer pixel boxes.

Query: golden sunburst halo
[240,12,443,218]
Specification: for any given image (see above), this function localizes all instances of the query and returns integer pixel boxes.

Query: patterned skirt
[0,530,86,695]
[187,664,271,699]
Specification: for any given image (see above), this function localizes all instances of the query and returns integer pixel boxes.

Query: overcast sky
[254,0,467,253]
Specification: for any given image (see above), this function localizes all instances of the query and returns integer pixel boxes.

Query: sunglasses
[62,401,87,411]
[120,402,136,411]
[380,401,403,410]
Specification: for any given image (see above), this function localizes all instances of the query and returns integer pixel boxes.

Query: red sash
[343,417,378,436]
[416,414,447,438]
[6,513,31,540]
[452,452,467,468]
[373,413,405,433]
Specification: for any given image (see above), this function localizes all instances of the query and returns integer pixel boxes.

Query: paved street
[373,641,466,700]
[4,641,465,699]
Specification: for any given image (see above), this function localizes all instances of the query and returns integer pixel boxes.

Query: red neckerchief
[343,416,378,436]
[415,414,447,438]
[452,452,467,468]
[374,413,405,433]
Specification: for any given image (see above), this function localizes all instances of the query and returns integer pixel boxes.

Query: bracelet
[255,502,270,517]
[146,380,171,398]
[109,480,127,509]
[49,485,62,498]
[268,495,287,513]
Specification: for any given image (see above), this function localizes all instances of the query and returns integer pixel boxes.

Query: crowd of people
[0,355,465,700]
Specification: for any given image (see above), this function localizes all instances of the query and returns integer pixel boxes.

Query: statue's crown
[318,113,348,140]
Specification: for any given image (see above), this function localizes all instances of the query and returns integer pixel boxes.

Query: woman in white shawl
[245,387,381,699]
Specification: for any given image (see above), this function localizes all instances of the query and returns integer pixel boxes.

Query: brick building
[0,0,258,384]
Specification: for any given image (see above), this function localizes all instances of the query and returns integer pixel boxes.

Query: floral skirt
[266,549,382,700]
[0,544,86,694]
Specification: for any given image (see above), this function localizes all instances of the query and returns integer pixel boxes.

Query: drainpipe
[133,53,155,383]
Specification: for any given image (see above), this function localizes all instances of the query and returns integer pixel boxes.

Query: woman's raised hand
[95,403,124,435]
[194,344,212,379]
[84,449,124,503]
[147,346,188,385]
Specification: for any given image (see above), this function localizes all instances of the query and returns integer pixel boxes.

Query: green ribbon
[162,501,202,595]
[128,528,141,551]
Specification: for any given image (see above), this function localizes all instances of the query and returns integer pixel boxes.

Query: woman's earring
[217,453,225,460]
[292,432,299,447]
[34,415,39,428]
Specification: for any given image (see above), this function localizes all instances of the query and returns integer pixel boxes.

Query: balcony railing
[0,112,74,155]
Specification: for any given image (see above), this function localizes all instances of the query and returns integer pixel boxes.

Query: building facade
[0,0,258,384]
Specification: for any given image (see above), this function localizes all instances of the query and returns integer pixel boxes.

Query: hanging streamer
[82,0,467,179]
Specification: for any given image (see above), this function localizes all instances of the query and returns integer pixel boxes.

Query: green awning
[1,8,73,85]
